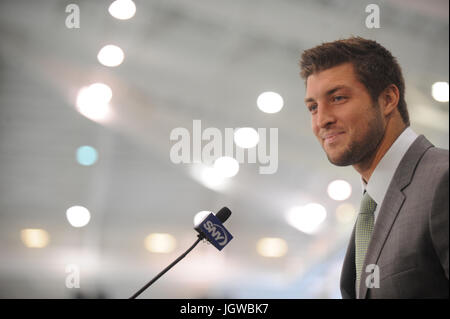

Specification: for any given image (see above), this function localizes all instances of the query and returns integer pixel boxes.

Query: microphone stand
[129,234,204,299]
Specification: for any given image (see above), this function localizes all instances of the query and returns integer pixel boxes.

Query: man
[299,37,448,298]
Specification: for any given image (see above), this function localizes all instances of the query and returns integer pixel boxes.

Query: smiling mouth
[323,132,344,144]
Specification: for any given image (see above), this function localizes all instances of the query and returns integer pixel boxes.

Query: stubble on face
[325,102,385,167]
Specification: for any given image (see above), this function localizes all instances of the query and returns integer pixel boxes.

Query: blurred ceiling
[0,0,448,298]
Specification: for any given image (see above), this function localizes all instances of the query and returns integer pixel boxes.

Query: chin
[326,152,352,167]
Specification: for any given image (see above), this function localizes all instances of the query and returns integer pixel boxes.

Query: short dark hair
[299,37,409,126]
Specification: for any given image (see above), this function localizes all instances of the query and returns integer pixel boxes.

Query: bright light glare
[201,166,226,188]
[213,156,239,178]
[432,82,449,102]
[108,0,136,20]
[285,203,327,235]
[66,206,91,228]
[257,91,284,113]
[21,229,50,248]
[193,211,212,226]
[336,203,356,224]
[76,83,112,121]
[87,83,112,102]
[76,145,98,166]
[234,127,259,148]
[327,180,352,201]
[256,237,288,258]
[97,44,125,67]
[145,233,176,253]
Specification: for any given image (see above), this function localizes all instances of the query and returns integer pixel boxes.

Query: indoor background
[0,0,448,298]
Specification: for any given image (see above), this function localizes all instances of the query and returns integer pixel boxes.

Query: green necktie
[355,192,377,297]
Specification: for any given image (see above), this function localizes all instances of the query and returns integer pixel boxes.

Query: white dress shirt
[356,127,418,297]
[361,126,419,225]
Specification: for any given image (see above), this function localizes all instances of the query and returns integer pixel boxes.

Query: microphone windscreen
[216,207,232,223]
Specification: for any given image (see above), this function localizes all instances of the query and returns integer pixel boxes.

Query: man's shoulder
[404,134,448,171]
[405,143,449,194]
[420,144,449,172]
[425,145,449,158]
[393,136,448,193]
[394,135,448,187]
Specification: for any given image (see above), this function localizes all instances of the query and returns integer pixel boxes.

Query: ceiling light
[257,91,284,113]
[234,127,259,148]
[213,156,239,178]
[256,237,288,258]
[201,166,226,188]
[66,206,91,228]
[76,145,98,166]
[285,203,327,235]
[193,211,212,227]
[20,229,50,248]
[76,83,112,121]
[431,82,449,102]
[97,44,124,67]
[327,179,352,201]
[108,0,136,20]
[145,233,176,253]
[336,203,356,224]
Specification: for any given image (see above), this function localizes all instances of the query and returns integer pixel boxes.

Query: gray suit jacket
[340,135,449,299]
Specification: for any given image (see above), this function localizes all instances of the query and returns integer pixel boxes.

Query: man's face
[304,63,385,166]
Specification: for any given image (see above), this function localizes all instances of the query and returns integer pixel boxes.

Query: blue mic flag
[195,213,233,251]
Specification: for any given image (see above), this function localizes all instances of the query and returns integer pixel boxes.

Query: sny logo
[195,213,233,251]
[203,220,228,245]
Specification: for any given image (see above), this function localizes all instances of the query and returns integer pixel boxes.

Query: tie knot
[360,192,377,215]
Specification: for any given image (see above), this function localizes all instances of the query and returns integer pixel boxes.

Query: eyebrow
[304,85,349,104]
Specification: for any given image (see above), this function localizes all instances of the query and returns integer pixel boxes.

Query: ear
[378,84,400,117]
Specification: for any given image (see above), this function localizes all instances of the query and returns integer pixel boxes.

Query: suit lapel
[358,135,433,298]
[340,225,356,298]
[359,188,405,298]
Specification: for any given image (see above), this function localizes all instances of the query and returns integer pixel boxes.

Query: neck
[353,118,407,183]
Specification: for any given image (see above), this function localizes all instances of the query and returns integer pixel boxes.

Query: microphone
[129,207,233,299]
[216,206,232,222]
[195,207,233,251]
[196,206,231,240]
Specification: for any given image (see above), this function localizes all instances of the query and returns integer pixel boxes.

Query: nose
[315,104,336,129]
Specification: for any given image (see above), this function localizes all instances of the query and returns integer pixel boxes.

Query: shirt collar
[361,127,418,206]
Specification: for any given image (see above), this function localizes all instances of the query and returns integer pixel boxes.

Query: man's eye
[308,105,317,113]
[333,96,346,102]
